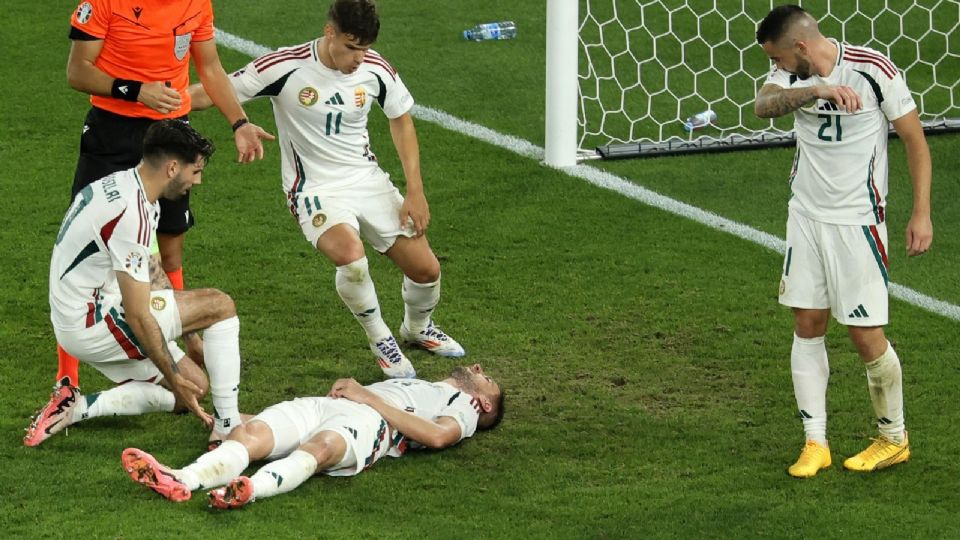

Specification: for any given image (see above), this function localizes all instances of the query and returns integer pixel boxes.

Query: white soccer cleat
[370,335,416,379]
[399,321,465,357]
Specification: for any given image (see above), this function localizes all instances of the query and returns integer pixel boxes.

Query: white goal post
[544,0,960,164]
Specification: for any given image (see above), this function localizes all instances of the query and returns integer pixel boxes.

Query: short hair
[478,384,505,431]
[756,5,808,45]
[328,0,380,45]
[142,120,215,168]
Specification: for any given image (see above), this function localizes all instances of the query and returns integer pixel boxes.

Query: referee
[56,0,273,387]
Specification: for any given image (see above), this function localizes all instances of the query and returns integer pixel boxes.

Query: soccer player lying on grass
[122,364,504,509]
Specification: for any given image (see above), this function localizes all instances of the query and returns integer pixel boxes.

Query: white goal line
[214,29,960,323]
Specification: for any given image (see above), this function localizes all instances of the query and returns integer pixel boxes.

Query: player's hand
[328,378,374,404]
[169,373,213,428]
[819,84,861,113]
[905,212,933,257]
[399,191,430,237]
[234,122,276,164]
[138,82,182,115]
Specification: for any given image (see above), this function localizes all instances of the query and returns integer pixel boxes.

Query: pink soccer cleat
[24,377,81,447]
[122,448,191,502]
[208,476,255,509]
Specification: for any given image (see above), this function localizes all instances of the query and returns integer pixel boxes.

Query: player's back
[50,168,155,331]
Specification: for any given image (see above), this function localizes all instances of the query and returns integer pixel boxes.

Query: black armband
[111,79,142,102]
[231,118,250,132]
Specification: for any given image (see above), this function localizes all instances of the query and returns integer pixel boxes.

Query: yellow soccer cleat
[843,432,910,472]
[788,440,832,478]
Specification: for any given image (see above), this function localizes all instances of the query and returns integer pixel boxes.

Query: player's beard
[448,366,480,394]
[794,56,813,80]
[162,173,191,200]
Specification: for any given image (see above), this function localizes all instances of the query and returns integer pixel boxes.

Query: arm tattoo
[756,87,819,118]
[149,254,175,291]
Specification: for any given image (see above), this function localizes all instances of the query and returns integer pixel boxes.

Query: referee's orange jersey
[70,0,215,119]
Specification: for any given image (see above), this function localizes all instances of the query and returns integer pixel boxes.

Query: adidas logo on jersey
[817,101,840,112]
[325,93,345,105]
[848,304,870,318]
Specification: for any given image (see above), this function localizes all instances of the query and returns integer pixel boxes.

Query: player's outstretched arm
[892,109,933,256]
[328,378,461,449]
[191,40,275,164]
[116,272,212,427]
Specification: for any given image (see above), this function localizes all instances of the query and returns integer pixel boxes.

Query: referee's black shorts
[72,106,195,235]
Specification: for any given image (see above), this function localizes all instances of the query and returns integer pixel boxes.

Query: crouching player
[122,364,504,508]
[25,120,243,446]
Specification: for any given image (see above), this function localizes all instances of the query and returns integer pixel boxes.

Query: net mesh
[578,0,960,155]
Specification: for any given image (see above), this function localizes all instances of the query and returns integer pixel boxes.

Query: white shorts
[290,169,416,253]
[54,290,186,383]
[253,396,392,477]
[779,212,890,326]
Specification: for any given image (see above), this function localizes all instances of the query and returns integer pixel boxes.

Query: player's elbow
[754,101,775,119]
[422,435,451,450]
[422,429,458,449]
[66,63,86,92]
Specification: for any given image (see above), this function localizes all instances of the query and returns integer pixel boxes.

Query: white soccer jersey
[366,379,483,455]
[229,40,414,205]
[763,41,916,225]
[49,168,155,331]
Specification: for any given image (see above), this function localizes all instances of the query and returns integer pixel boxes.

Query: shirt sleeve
[192,0,215,42]
[381,72,415,119]
[229,52,300,103]
[879,70,917,122]
[436,392,481,443]
[106,203,152,283]
[70,0,110,39]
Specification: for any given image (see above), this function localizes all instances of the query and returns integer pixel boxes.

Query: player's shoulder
[249,40,318,76]
[840,43,899,80]
[360,48,399,81]
[71,0,112,32]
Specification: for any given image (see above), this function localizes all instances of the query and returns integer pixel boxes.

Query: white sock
[203,316,242,434]
[402,274,440,332]
[249,450,319,500]
[177,440,250,491]
[791,334,829,445]
[72,383,175,423]
[335,257,390,342]
[865,342,905,444]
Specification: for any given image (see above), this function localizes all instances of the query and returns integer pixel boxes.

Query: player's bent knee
[299,431,347,467]
[408,266,440,284]
[202,288,237,320]
[227,420,275,460]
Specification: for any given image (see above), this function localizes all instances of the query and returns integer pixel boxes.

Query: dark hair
[756,5,808,45]
[142,119,215,167]
[328,0,380,45]
[478,385,505,431]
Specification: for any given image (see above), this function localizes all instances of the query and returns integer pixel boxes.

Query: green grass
[3,1,960,538]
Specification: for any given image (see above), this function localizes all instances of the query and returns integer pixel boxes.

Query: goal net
[576,0,960,159]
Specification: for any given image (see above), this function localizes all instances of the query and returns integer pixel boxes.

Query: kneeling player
[122,364,504,508]
[25,121,243,447]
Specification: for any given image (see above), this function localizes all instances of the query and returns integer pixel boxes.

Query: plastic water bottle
[463,21,517,41]
[683,110,717,132]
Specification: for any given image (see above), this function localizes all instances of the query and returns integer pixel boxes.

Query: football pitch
[3,1,960,537]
